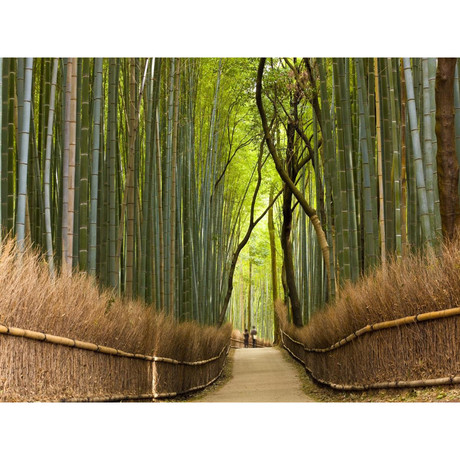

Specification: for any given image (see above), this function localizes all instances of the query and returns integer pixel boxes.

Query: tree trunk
[435,58,460,241]
[256,58,333,297]
[281,182,303,327]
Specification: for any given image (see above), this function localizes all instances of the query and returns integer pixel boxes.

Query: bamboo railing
[280,305,460,391]
[0,321,230,401]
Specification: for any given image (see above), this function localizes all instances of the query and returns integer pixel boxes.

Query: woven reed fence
[280,306,460,391]
[0,323,230,402]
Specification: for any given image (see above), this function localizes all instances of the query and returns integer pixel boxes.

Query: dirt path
[198,347,313,402]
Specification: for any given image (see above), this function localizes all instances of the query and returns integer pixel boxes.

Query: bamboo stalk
[16,58,33,252]
[375,58,386,268]
[400,59,409,257]
[403,58,434,246]
[43,58,58,275]
[88,59,103,276]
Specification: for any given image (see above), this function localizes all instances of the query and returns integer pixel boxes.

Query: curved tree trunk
[256,58,333,298]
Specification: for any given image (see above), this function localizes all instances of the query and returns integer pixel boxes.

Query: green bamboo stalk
[387,58,402,257]
[0,58,3,235]
[317,58,338,295]
[182,61,194,319]
[148,59,162,305]
[7,60,15,233]
[422,58,436,236]
[108,58,119,289]
[61,58,72,269]
[338,58,359,281]
[1,59,9,234]
[88,58,103,276]
[99,110,108,285]
[374,58,386,268]
[125,58,137,297]
[400,59,409,258]
[403,58,433,246]
[30,96,45,249]
[139,60,154,300]
[162,59,175,312]
[380,59,395,255]
[170,58,180,313]
[332,59,350,282]
[17,58,24,166]
[43,58,58,276]
[66,58,77,271]
[79,58,90,271]
[355,58,377,269]
[72,59,81,267]
[16,58,33,252]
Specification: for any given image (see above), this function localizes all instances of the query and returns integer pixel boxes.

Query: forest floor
[281,348,460,403]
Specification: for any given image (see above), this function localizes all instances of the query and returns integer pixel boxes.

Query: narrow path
[199,348,313,402]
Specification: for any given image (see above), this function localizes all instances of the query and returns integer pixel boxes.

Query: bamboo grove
[1,57,459,335]
[253,57,460,330]
[0,57,260,325]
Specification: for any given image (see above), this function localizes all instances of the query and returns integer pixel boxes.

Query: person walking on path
[243,329,249,348]
[250,326,257,348]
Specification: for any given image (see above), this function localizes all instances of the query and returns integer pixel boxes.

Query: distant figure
[250,326,257,348]
[243,329,249,348]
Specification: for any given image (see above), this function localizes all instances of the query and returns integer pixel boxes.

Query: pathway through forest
[198,348,313,402]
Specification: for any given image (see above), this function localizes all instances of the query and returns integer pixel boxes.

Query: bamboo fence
[0,322,230,402]
[280,306,460,391]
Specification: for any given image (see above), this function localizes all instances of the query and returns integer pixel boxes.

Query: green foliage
[0,56,451,338]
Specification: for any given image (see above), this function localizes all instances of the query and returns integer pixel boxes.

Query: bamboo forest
[1,56,460,407]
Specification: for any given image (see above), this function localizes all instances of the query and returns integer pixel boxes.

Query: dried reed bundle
[280,239,460,349]
[278,239,460,389]
[0,238,231,401]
